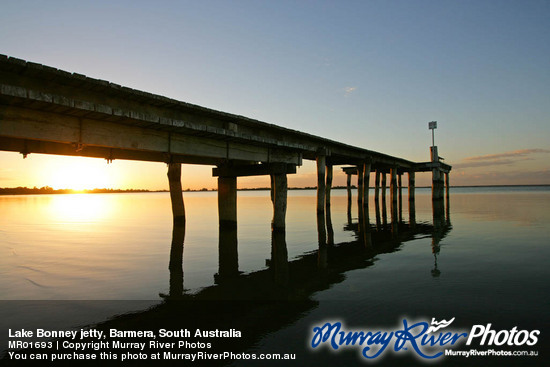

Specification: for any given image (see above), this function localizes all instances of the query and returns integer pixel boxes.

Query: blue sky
[1,0,549,189]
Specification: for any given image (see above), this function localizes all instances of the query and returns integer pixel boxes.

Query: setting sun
[43,156,114,190]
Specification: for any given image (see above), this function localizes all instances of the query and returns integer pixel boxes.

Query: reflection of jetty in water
[2,192,452,366]
[48,189,452,367]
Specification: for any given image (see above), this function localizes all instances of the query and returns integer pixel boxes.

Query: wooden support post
[408,171,415,202]
[357,165,364,208]
[270,173,289,283]
[432,169,444,201]
[440,173,445,199]
[390,167,398,235]
[272,174,288,232]
[381,172,387,204]
[381,172,387,227]
[218,176,237,229]
[445,172,451,225]
[316,155,326,214]
[375,171,380,203]
[398,173,403,222]
[445,172,450,199]
[346,173,352,224]
[167,163,185,225]
[326,164,333,211]
[360,160,373,249]
[363,161,371,208]
[316,154,327,250]
[346,173,352,207]
[325,164,334,246]
[390,168,398,215]
[408,171,416,229]
[431,146,444,201]
[432,168,439,201]
[374,171,381,230]
[270,174,275,203]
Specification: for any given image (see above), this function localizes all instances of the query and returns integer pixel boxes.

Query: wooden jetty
[0,55,451,236]
[0,56,456,365]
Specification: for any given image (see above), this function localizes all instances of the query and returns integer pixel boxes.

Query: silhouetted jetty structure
[0,55,451,240]
[1,56,456,365]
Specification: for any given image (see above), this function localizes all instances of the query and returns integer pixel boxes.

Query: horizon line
[1,183,549,195]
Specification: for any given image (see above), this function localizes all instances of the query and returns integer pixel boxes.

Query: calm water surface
[1,187,549,365]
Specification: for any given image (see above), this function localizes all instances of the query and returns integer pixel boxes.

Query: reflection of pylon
[431,241,441,277]
[431,253,441,277]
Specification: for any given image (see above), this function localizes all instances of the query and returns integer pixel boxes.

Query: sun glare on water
[49,193,113,223]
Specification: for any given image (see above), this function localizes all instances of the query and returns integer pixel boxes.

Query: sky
[1,0,549,190]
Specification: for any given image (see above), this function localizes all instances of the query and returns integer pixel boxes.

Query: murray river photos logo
[310,317,540,361]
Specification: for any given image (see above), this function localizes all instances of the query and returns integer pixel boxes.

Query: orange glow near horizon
[1,151,486,191]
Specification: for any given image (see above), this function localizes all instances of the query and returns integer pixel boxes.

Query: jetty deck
[0,55,450,233]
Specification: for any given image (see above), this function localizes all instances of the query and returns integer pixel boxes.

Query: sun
[45,156,114,190]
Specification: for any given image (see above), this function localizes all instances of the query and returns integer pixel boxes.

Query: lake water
[1,187,549,365]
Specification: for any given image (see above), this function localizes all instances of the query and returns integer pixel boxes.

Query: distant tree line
[1,185,359,195]
[0,186,152,195]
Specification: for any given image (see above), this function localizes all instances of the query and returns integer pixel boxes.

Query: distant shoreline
[1,184,549,196]
[0,187,161,195]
